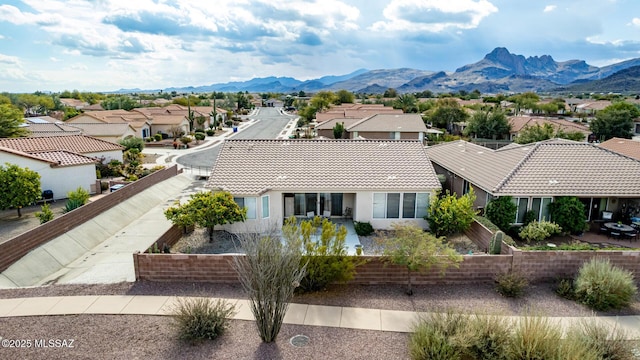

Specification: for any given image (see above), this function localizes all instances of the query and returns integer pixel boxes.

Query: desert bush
[565,318,635,360]
[63,198,84,213]
[427,188,477,237]
[465,315,511,360]
[233,232,306,343]
[353,221,374,236]
[282,216,362,292]
[574,258,637,311]
[35,203,54,224]
[206,129,215,136]
[507,315,563,359]
[194,132,205,141]
[154,133,162,141]
[410,312,467,360]
[67,186,90,205]
[518,220,562,242]
[180,136,193,145]
[118,136,145,152]
[495,271,528,298]
[171,297,236,342]
[484,196,517,232]
[555,278,575,300]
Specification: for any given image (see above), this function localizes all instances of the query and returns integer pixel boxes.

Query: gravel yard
[0,280,639,359]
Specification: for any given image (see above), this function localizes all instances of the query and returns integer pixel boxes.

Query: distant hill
[556,65,640,93]
[117,48,640,94]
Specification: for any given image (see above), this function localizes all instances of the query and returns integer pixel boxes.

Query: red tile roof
[0,135,123,154]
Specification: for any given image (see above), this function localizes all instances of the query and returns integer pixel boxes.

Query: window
[375,192,429,219]
[531,197,552,221]
[234,197,257,219]
[261,196,269,219]
[513,197,529,224]
[462,180,470,195]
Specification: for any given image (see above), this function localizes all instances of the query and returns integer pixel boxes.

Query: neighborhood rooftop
[0,135,124,154]
[206,139,441,195]
[425,139,640,197]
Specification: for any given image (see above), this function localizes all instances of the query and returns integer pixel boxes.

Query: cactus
[490,231,504,254]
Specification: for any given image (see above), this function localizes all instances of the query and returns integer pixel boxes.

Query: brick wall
[0,165,179,272]
[134,248,640,285]
[464,220,513,254]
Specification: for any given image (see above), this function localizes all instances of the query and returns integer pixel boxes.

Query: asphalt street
[176,107,297,169]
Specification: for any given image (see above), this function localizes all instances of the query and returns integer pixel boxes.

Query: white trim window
[374,192,429,219]
[512,197,529,224]
[531,197,552,222]
[261,195,270,219]
[234,197,257,219]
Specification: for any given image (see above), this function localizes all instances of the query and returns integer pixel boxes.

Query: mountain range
[120,47,640,94]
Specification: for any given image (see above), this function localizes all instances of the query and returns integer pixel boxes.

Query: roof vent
[387,175,397,180]
[282,142,290,146]
[379,143,387,147]
[277,175,288,180]
[548,179,558,185]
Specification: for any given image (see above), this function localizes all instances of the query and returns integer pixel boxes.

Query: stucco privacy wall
[0,165,180,272]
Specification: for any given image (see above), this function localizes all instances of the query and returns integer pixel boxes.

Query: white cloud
[0,53,20,65]
[543,5,557,12]
[631,18,640,27]
[371,0,498,32]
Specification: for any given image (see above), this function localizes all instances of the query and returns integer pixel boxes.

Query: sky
[1,0,640,93]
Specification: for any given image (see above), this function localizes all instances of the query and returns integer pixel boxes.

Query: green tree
[427,188,477,237]
[463,110,511,139]
[0,104,29,138]
[548,197,587,235]
[514,123,556,144]
[118,137,145,152]
[335,90,355,104]
[590,102,640,141]
[427,98,468,131]
[101,95,136,110]
[378,223,462,295]
[394,94,418,113]
[485,196,518,231]
[0,163,41,217]
[310,91,336,113]
[332,122,345,139]
[509,92,540,114]
[164,191,246,241]
[282,216,361,292]
[383,88,398,98]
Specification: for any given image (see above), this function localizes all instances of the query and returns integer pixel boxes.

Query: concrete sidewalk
[0,295,639,338]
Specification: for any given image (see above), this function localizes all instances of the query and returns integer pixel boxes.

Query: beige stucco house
[206,139,441,232]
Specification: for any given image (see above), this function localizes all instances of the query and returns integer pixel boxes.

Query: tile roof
[509,116,590,135]
[347,114,428,133]
[598,137,640,161]
[66,123,136,137]
[207,139,441,195]
[0,135,123,154]
[25,123,83,137]
[426,139,640,197]
[0,147,95,167]
[315,118,363,130]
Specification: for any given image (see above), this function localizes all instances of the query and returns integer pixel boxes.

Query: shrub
[206,129,215,136]
[522,210,537,226]
[574,258,637,311]
[354,221,374,236]
[507,315,563,359]
[427,188,477,237]
[484,196,517,232]
[67,186,90,205]
[465,315,511,360]
[495,271,528,298]
[548,196,587,234]
[62,198,83,213]
[565,318,635,360]
[171,297,236,342]
[35,203,54,224]
[180,136,193,145]
[225,120,233,127]
[118,136,145,152]
[154,133,163,141]
[410,312,467,360]
[194,132,205,141]
[283,216,362,292]
[518,220,562,242]
[555,278,575,300]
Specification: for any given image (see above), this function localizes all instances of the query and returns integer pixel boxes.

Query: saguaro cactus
[490,230,504,254]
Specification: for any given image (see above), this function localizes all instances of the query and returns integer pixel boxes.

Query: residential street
[176,107,298,170]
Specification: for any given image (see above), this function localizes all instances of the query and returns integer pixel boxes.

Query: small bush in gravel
[565,318,635,360]
[574,258,637,311]
[495,271,528,298]
[354,221,374,236]
[465,315,511,360]
[410,312,468,360]
[507,315,564,359]
[555,278,575,300]
[35,203,54,224]
[172,297,236,342]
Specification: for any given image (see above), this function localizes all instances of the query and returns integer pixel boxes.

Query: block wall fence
[134,222,640,285]
[0,165,180,272]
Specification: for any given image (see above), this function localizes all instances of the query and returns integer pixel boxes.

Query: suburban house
[599,137,640,161]
[24,122,83,137]
[206,139,441,232]
[0,135,124,198]
[573,100,611,115]
[66,110,152,139]
[315,104,403,122]
[425,139,640,224]
[65,123,137,143]
[508,116,591,142]
[316,114,428,142]
[59,98,89,109]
